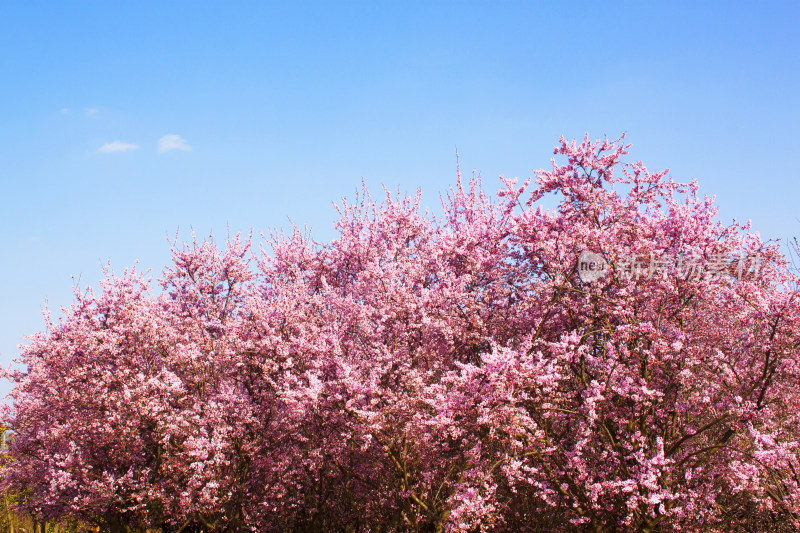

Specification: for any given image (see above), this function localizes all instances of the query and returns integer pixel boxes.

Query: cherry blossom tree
[3,135,799,532]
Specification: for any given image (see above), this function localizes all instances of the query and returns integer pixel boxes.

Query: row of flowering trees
[2,136,799,532]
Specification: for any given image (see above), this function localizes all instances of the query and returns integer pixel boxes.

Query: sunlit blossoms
[3,135,799,532]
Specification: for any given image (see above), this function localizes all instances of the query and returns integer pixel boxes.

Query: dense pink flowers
[3,135,800,532]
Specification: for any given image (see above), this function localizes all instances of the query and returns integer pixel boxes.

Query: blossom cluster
[2,135,799,532]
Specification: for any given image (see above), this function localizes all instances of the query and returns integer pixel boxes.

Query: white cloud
[59,108,69,114]
[97,141,139,153]
[85,108,98,116]
[158,134,192,153]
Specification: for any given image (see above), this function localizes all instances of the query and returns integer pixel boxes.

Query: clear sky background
[1,1,799,398]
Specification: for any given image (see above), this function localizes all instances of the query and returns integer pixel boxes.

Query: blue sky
[1,1,799,396]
